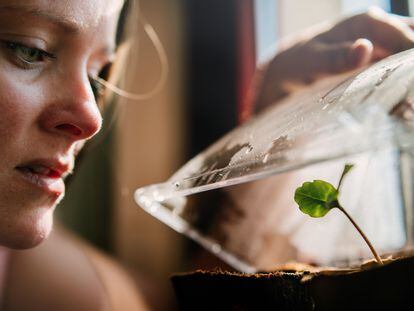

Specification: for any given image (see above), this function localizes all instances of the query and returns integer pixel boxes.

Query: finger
[348,38,374,68]
[390,97,414,121]
[309,38,373,74]
[322,7,414,54]
[361,7,414,52]
[392,13,414,30]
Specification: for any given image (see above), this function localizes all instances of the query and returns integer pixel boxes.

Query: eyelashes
[2,40,121,112]
[89,62,113,107]
[4,41,55,69]
[89,76,105,101]
[3,40,111,106]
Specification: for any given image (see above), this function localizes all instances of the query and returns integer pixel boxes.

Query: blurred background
[55,0,412,309]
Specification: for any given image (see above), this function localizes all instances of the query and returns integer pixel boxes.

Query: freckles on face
[0,0,122,249]
[0,67,42,137]
[0,58,61,250]
[2,0,125,31]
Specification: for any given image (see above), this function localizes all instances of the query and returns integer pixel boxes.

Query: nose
[39,73,103,142]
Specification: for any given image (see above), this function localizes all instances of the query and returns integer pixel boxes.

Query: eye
[89,76,105,101]
[88,62,113,104]
[98,62,112,81]
[14,44,42,63]
[4,42,54,68]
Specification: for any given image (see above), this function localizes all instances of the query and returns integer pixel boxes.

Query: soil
[171,255,414,310]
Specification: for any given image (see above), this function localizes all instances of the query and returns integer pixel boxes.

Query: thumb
[313,38,373,74]
[348,38,374,69]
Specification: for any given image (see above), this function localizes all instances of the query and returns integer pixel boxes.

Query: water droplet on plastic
[211,244,221,254]
[375,67,397,87]
[245,145,253,154]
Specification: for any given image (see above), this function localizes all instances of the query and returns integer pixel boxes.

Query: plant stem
[337,204,383,265]
[337,174,347,192]
[337,164,352,192]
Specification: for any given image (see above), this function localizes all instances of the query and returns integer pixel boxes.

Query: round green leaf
[294,180,339,217]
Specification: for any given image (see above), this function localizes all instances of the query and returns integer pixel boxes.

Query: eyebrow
[0,4,82,34]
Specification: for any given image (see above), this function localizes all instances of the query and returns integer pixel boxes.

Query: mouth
[16,165,62,179]
[15,159,70,198]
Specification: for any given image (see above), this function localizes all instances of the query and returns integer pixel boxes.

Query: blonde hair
[87,0,168,146]
[95,0,169,103]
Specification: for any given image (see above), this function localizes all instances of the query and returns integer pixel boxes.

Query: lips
[16,165,61,179]
[16,159,70,178]
[15,159,70,198]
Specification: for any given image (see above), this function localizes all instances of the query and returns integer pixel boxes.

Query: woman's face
[0,0,123,248]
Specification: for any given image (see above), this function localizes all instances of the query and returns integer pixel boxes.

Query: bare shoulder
[3,227,150,311]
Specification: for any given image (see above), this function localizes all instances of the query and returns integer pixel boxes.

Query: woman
[0,0,150,310]
[0,0,121,249]
[0,0,413,310]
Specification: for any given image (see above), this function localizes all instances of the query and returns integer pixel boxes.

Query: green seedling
[294,164,383,265]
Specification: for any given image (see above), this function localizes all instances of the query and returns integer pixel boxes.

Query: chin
[0,208,54,249]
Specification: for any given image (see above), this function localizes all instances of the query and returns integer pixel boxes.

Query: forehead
[0,0,124,32]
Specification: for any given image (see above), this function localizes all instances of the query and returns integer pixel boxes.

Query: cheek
[0,67,44,144]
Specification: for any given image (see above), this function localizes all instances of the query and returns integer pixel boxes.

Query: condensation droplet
[211,244,221,254]
[245,145,253,154]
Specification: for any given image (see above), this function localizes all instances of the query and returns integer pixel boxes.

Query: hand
[252,7,414,114]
